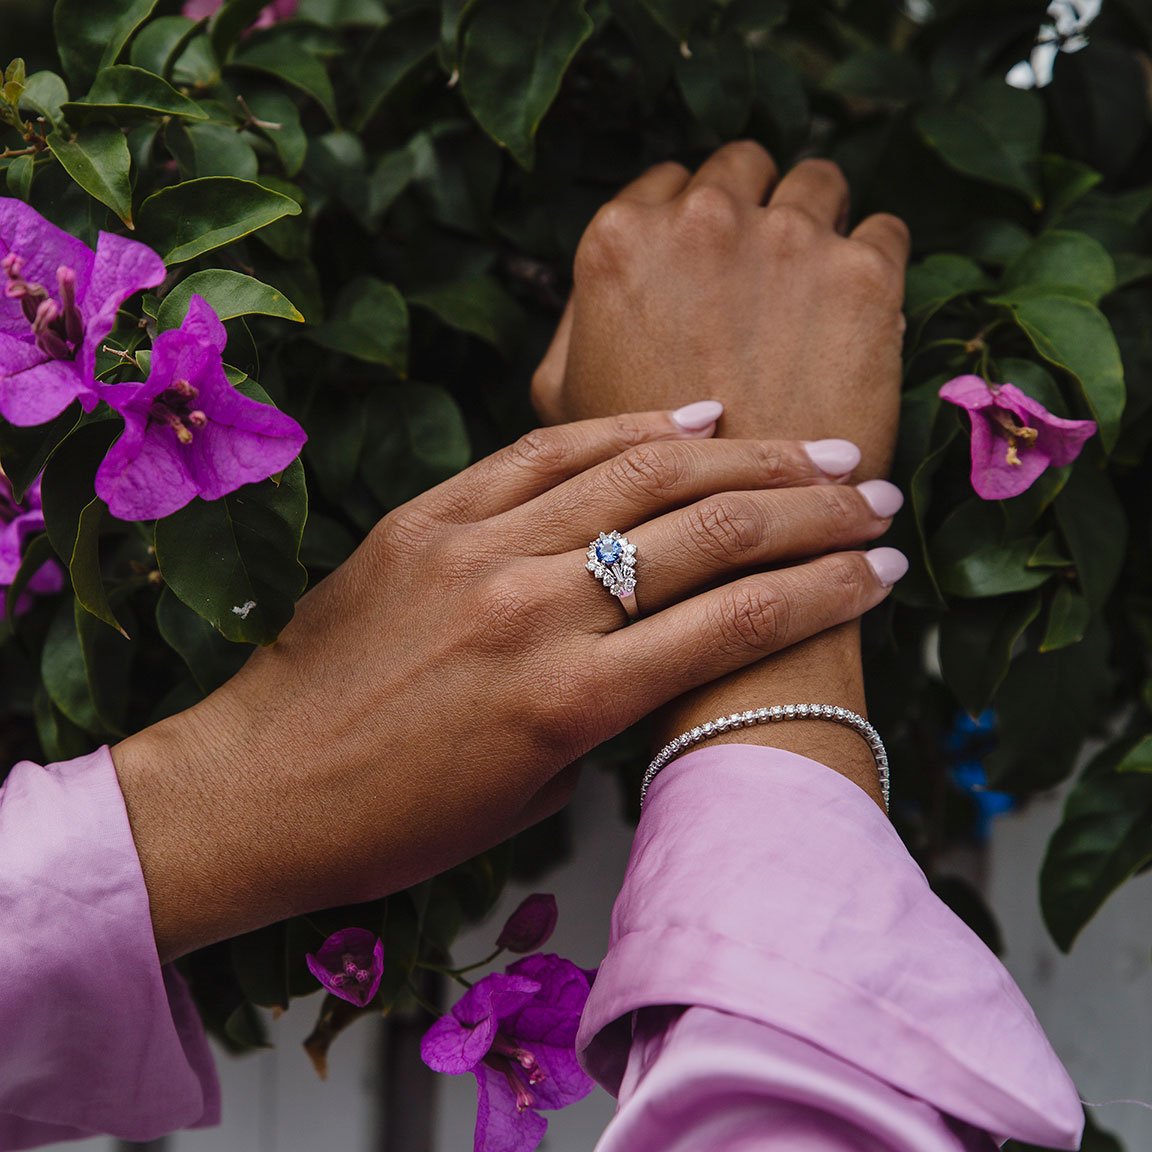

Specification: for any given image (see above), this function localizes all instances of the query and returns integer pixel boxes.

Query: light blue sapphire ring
[586,531,639,622]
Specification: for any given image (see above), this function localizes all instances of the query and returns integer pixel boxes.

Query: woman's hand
[112,409,905,961]
[531,143,911,792]
[533,143,908,477]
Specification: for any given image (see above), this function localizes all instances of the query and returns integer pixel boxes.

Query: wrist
[654,623,887,810]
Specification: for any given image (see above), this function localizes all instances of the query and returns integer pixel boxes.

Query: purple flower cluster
[421,954,595,1152]
[305,928,385,1009]
[0,199,305,522]
[0,475,63,614]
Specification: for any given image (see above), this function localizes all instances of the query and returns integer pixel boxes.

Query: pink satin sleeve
[0,747,219,1150]
[578,745,1084,1151]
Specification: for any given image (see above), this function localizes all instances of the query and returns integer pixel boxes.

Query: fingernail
[867,547,909,587]
[857,479,904,519]
[803,438,860,476]
[671,400,724,432]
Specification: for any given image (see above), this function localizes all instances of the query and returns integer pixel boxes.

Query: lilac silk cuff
[578,744,1083,1151]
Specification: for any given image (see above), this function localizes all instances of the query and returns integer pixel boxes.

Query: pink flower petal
[0,339,86,425]
[421,1013,499,1075]
[938,374,996,412]
[473,1065,549,1152]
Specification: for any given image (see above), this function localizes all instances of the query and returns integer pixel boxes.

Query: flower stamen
[989,409,1038,467]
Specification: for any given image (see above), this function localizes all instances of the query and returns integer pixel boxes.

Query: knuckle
[575,201,639,280]
[607,442,685,500]
[676,185,742,242]
[506,427,572,475]
[716,583,790,653]
[685,496,761,561]
[823,552,871,602]
[813,485,862,529]
[372,505,437,555]
[763,204,821,253]
[841,241,898,296]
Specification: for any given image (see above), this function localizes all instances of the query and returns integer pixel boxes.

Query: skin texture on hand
[532,143,910,804]
[113,411,902,961]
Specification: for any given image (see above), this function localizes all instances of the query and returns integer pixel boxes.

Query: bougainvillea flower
[421,954,595,1152]
[939,374,1097,501]
[496,895,559,955]
[0,199,166,426]
[305,928,384,1008]
[0,474,64,614]
[95,295,306,521]
[182,0,298,29]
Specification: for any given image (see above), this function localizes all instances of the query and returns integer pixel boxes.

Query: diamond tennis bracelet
[640,704,889,812]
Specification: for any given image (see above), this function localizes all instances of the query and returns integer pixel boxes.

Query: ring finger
[576,479,903,629]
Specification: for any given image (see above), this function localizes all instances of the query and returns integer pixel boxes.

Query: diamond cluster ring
[587,531,639,622]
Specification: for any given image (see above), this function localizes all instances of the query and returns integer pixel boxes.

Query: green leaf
[41,597,131,734]
[210,0,274,61]
[241,88,307,176]
[1002,230,1115,304]
[938,539,1050,599]
[992,293,1125,451]
[939,593,1041,716]
[230,922,290,1010]
[63,65,208,121]
[823,51,929,105]
[39,422,125,634]
[1040,583,1090,652]
[167,121,259,180]
[231,30,338,123]
[158,270,303,332]
[356,10,439,129]
[986,624,1112,792]
[311,277,408,372]
[675,30,752,138]
[409,278,525,355]
[1053,463,1126,611]
[47,126,134,228]
[54,0,160,89]
[1040,738,1152,951]
[155,460,308,645]
[137,176,302,264]
[5,154,34,201]
[158,587,249,693]
[129,16,203,80]
[904,253,990,320]
[916,80,1044,208]
[18,71,69,128]
[361,385,469,507]
[0,405,83,501]
[460,0,594,168]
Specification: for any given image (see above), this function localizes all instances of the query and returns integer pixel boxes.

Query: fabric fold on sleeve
[576,745,1083,1151]
[0,747,220,1149]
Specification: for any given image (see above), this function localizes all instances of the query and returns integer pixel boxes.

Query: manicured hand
[532,142,909,477]
[530,142,912,797]
[112,408,904,960]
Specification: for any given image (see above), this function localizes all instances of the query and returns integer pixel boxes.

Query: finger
[531,296,573,426]
[616,160,692,205]
[682,140,779,204]
[768,158,850,229]
[849,212,911,275]
[606,549,908,722]
[419,404,725,524]
[500,438,863,553]
[579,480,903,629]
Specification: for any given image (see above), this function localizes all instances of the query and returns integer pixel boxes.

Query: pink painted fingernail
[803,438,861,476]
[857,479,904,519]
[866,547,909,587]
[671,400,724,432]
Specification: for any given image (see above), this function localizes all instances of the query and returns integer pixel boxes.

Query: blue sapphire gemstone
[595,537,623,565]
